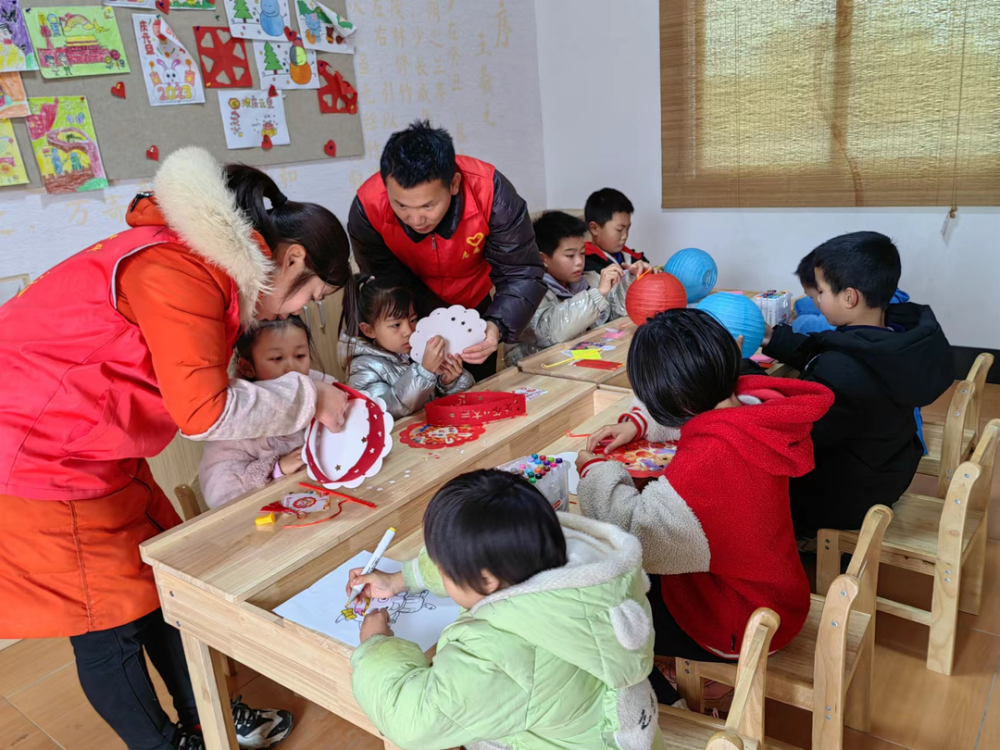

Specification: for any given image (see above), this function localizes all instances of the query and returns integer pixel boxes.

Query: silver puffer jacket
[339,335,476,419]
[504,271,632,367]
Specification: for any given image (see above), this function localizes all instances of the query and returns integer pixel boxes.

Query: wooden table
[516,316,634,389]
[140,369,623,750]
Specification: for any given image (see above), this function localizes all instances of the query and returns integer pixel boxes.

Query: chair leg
[817,531,841,595]
[675,659,705,714]
[844,628,873,732]
[959,525,987,617]
[928,559,960,675]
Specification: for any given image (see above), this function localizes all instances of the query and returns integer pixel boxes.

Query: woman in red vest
[0,147,352,750]
[348,120,547,380]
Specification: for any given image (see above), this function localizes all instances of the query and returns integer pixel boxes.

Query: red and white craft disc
[302,383,394,489]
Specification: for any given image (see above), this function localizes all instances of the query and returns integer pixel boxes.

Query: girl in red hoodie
[576,308,833,706]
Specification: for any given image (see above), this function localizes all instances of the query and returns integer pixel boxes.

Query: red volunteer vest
[357,154,496,308]
[0,226,242,501]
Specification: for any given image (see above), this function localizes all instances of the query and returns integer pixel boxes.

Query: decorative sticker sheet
[133,14,204,106]
[26,96,107,193]
[25,6,129,79]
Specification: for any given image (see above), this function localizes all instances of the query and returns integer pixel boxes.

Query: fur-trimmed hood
[148,147,272,327]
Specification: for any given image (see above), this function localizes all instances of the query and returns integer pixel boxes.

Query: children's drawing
[252,39,318,90]
[316,60,355,114]
[26,96,106,193]
[193,26,252,88]
[103,0,157,8]
[217,88,289,149]
[25,6,129,79]
[0,71,27,117]
[132,15,204,106]
[293,0,354,54]
[274,552,461,652]
[168,0,215,9]
[223,0,288,40]
[0,118,28,186]
[0,0,37,71]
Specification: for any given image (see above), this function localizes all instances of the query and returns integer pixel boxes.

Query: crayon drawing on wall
[217,88,289,149]
[25,6,129,79]
[0,71,28,117]
[26,96,107,193]
[0,117,28,185]
[133,14,205,106]
[253,39,318,90]
[0,0,38,71]
[293,0,353,54]
[223,0,289,41]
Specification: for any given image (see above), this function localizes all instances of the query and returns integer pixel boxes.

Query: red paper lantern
[625,272,688,325]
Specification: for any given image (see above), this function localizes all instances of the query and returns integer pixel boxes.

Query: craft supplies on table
[518,317,636,385]
[752,290,794,327]
[498,454,571,511]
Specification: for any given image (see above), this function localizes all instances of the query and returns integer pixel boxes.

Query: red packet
[573,360,623,371]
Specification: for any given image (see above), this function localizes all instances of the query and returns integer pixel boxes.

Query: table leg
[180,632,239,750]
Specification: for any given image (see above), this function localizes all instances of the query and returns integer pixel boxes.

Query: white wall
[534,0,998,349]
[0,0,545,282]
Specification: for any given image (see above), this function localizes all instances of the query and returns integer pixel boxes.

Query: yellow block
[255,513,276,526]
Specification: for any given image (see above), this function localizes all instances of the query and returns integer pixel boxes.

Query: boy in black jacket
[763,232,955,538]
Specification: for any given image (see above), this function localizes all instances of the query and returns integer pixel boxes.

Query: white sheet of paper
[275,552,461,652]
[293,0,356,54]
[409,305,488,364]
[217,89,290,149]
[553,451,579,494]
[133,15,206,107]
[224,0,290,40]
[252,41,320,90]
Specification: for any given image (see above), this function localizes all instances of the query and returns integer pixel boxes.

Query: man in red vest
[349,120,546,380]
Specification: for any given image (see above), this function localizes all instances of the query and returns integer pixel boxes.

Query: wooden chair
[676,505,892,750]
[819,419,1000,675]
[918,353,994,493]
[659,608,780,750]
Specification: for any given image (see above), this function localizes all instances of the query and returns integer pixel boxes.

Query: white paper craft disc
[408,305,488,364]
[303,392,394,489]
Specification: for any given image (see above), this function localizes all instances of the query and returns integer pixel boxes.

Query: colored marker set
[498,454,571,512]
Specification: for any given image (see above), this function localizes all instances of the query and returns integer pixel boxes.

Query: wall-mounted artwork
[25,6,129,79]
[26,96,106,193]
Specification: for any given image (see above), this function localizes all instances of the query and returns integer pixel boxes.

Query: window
[660,0,1000,207]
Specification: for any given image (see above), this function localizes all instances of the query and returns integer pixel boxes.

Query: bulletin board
[11,0,363,187]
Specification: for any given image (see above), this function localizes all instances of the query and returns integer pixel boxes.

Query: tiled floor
[2,383,999,750]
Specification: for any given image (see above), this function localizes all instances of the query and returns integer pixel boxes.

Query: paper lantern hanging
[696,292,767,357]
[625,272,688,326]
[302,383,394,489]
[665,247,718,303]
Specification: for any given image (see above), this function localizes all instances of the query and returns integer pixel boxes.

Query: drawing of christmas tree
[262,41,283,72]
[232,0,254,22]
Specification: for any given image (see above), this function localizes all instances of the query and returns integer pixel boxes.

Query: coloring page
[292,0,354,54]
[0,71,28,117]
[252,40,318,90]
[275,552,461,652]
[26,96,107,193]
[217,88,289,149]
[25,6,129,79]
[132,14,204,106]
[0,0,37,71]
[223,0,288,41]
[0,117,28,185]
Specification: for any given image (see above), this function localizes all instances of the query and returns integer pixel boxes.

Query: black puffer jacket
[347,169,546,342]
[764,302,955,536]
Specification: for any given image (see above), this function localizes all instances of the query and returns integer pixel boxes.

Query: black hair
[795,250,817,289]
[584,188,635,226]
[532,211,589,256]
[424,469,568,594]
[338,274,415,362]
[379,120,456,189]
[225,164,351,301]
[234,315,317,380]
[810,231,901,311]
[628,308,741,428]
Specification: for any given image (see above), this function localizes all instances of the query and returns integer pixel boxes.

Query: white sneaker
[231,696,294,748]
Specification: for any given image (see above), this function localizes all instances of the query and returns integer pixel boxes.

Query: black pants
[70,609,199,750]
[647,575,726,705]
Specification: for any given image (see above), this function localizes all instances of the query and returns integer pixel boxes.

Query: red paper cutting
[573,359,623,371]
[399,422,485,450]
[193,26,253,89]
[424,392,527,426]
[317,60,357,114]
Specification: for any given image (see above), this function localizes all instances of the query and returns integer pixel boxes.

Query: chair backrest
[966,353,994,443]
[174,477,207,522]
[724,608,781,746]
[813,505,892,750]
[938,380,975,498]
[968,419,1000,513]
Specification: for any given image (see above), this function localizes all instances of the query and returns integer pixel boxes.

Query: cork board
[12,0,363,186]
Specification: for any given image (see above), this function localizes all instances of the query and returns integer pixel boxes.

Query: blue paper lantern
[697,292,766,358]
[665,247,718,303]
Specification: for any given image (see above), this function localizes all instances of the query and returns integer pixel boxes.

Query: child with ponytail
[338,275,474,418]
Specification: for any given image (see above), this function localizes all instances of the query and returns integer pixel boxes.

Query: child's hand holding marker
[345,568,405,605]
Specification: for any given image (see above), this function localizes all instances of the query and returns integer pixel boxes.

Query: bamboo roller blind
[660,0,1000,208]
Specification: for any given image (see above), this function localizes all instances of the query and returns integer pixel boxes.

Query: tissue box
[752,291,793,327]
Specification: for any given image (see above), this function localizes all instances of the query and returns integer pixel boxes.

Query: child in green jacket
[348,469,664,750]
